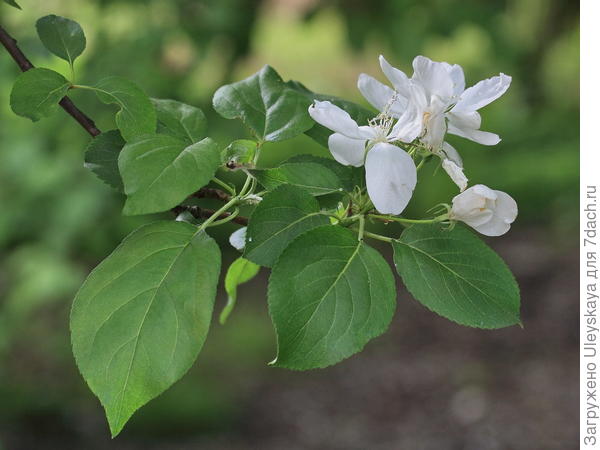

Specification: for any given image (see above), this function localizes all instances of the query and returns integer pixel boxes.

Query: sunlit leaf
[119,135,221,215]
[92,77,156,142]
[10,68,70,121]
[244,185,329,267]
[71,221,220,436]
[213,65,313,142]
[152,98,207,145]
[269,225,396,369]
[36,15,86,65]
[393,224,521,328]
[252,155,345,196]
[222,139,257,167]
[220,257,260,324]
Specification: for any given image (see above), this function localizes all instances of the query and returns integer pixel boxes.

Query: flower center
[423,111,432,125]
[368,114,394,143]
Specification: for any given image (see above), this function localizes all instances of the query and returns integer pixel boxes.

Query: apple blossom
[308,100,419,215]
[371,55,511,149]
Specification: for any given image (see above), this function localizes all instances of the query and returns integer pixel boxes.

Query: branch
[0,24,101,137]
[192,187,231,202]
[172,205,248,226]
[2,22,245,224]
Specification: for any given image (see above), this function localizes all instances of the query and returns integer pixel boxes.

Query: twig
[172,205,248,226]
[0,24,101,137]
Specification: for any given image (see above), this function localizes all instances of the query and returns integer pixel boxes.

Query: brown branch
[172,205,248,226]
[191,187,231,202]
[0,24,101,137]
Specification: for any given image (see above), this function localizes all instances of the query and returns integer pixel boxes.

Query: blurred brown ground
[1,228,578,450]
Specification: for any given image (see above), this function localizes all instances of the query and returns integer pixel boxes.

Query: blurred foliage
[0,0,578,443]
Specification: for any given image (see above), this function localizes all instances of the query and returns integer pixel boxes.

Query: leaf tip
[107,412,127,439]
[218,299,234,325]
[267,356,278,367]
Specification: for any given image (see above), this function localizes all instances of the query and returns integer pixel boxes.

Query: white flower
[308,100,417,215]
[229,227,247,251]
[450,185,518,236]
[373,55,511,149]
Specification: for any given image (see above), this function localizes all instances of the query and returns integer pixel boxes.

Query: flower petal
[442,62,465,96]
[379,55,411,99]
[447,123,501,145]
[412,55,455,100]
[470,190,517,236]
[447,111,482,130]
[365,142,417,215]
[309,100,376,140]
[452,73,512,112]
[388,89,424,143]
[473,218,511,236]
[357,73,405,115]
[442,159,468,191]
[493,190,518,222]
[441,141,462,167]
[422,110,447,149]
[328,133,367,167]
[451,185,495,227]
[446,111,499,145]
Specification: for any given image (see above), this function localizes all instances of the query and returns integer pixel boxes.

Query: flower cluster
[308,55,518,236]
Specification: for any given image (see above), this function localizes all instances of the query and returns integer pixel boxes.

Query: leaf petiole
[212,177,236,195]
[369,214,448,225]
[198,173,254,231]
[361,230,394,243]
[205,208,240,228]
[357,215,365,241]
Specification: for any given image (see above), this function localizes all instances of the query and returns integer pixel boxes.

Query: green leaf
[119,135,221,216]
[84,130,125,192]
[244,185,329,267]
[251,165,340,195]
[70,221,221,436]
[152,98,207,145]
[253,154,359,195]
[3,0,21,9]
[213,65,313,142]
[36,15,86,65]
[268,225,396,369]
[222,139,257,167]
[392,224,521,329]
[220,257,260,324]
[92,77,156,142]
[285,154,363,191]
[10,68,70,121]
[285,80,375,147]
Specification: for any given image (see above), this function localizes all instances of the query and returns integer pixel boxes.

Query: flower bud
[450,184,517,236]
[229,227,247,251]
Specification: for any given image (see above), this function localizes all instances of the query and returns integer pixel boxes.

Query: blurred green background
[0,0,578,449]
